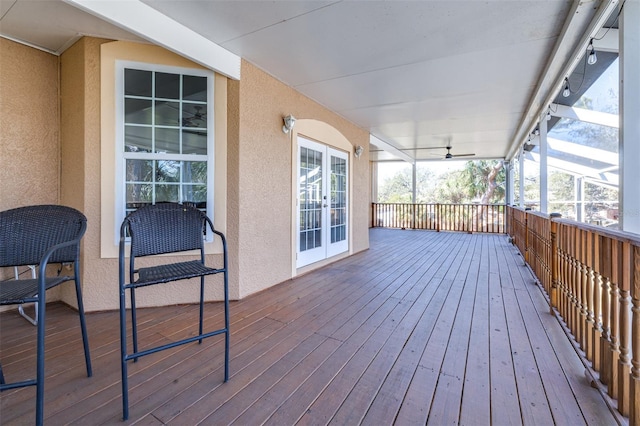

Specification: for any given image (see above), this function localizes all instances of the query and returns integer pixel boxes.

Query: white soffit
[62,0,241,80]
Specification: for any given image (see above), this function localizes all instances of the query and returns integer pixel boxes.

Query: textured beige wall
[2,37,370,310]
[0,39,62,295]
[0,39,60,210]
[235,61,370,298]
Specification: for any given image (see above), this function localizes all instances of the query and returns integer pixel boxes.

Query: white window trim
[114,60,215,244]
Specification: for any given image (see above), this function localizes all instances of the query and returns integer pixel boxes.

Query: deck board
[0,229,621,425]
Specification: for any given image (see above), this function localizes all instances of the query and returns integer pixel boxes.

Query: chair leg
[74,273,92,377]
[119,284,129,421]
[198,276,205,344]
[35,293,46,426]
[224,271,230,382]
[130,287,138,360]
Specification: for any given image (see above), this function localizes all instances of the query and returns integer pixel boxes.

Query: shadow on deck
[0,229,622,425]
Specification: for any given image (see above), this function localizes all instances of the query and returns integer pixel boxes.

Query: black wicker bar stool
[118,202,229,420]
[0,205,93,426]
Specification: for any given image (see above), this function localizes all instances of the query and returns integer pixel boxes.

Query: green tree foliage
[378,160,506,204]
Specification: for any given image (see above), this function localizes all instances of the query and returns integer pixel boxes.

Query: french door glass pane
[331,155,347,244]
[299,146,323,252]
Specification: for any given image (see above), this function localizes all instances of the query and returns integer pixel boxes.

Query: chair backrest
[0,205,87,267]
[122,203,208,257]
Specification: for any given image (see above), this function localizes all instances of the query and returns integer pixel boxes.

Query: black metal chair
[0,204,92,426]
[118,202,229,420]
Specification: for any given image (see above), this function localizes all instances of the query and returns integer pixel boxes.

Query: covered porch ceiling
[0,0,620,162]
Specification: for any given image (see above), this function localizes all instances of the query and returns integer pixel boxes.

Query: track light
[562,78,571,98]
[587,39,597,65]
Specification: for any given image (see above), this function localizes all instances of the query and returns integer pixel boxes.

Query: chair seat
[132,260,223,288]
[0,276,73,305]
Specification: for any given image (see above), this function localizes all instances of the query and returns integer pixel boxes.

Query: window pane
[125,69,151,97]
[182,161,207,183]
[182,130,207,155]
[183,103,207,128]
[126,159,153,182]
[155,128,180,154]
[126,183,152,206]
[155,100,179,126]
[125,99,152,124]
[155,72,180,99]
[183,184,207,204]
[183,75,207,101]
[156,160,180,182]
[155,184,179,203]
[125,126,152,152]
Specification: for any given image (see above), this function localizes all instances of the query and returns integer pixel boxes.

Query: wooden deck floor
[0,229,621,425]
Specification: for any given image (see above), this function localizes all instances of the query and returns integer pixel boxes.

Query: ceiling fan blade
[452,153,475,157]
[399,146,448,151]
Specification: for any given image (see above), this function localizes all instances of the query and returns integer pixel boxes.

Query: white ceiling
[0,0,609,162]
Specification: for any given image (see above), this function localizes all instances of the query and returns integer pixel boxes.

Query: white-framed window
[115,61,215,239]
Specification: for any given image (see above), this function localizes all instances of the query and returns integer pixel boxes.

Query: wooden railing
[371,203,505,233]
[507,206,640,425]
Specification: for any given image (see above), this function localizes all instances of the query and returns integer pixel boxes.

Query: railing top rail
[507,205,640,246]
[373,203,506,206]
[554,217,640,246]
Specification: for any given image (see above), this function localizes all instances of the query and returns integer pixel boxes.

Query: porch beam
[369,135,414,164]
[506,0,620,160]
[550,104,619,128]
[62,0,241,80]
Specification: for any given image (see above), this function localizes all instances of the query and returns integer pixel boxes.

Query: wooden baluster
[591,233,602,372]
[574,227,583,349]
[630,244,640,426]
[567,225,575,333]
[608,239,621,400]
[617,240,631,416]
[524,213,529,264]
[585,230,596,365]
[600,235,612,387]
[558,225,567,321]
[550,215,559,312]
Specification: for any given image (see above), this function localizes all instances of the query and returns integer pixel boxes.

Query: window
[116,61,214,235]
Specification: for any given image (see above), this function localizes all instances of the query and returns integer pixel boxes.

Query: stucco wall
[0,39,61,293]
[235,61,370,298]
[2,37,370,310]
[0,39,60,210]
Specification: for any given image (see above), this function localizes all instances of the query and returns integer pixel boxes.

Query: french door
[297,137,348,268]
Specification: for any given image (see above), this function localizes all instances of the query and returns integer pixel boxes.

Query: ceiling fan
[443,145,475,159]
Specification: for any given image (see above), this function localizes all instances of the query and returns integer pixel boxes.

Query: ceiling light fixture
[587,39,598,65]
[562,78,571,98]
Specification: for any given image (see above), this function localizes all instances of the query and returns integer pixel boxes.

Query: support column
[412,162,417,203]
[506,160,513,206]
[519,153,525,208]
[620,0,640,234]
[576,176,585,222]
[539,118,549,213]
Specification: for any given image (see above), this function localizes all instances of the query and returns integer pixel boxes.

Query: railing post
[524,210,530,264]
[631,244,640,426]
[550,213,561,314]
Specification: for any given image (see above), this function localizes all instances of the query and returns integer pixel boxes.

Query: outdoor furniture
[0,204,92,426]
[118,202,229,420]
